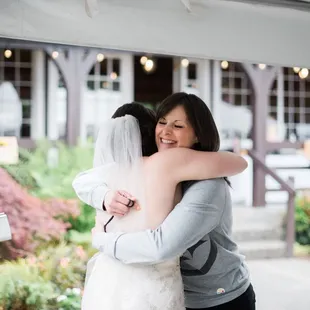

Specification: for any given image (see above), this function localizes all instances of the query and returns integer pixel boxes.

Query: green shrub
[54,288,82,310]
[32,242,89,292]
[0,260,56,310]
[0,242,95,309]
[295,193,310,246]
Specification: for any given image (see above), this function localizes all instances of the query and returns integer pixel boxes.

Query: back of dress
[82,115,185,310]
[95,163,148,233]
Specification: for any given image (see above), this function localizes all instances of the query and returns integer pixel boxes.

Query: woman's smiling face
[155,105,197,152]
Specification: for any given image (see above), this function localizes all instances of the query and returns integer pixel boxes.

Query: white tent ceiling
[0,0,310,67]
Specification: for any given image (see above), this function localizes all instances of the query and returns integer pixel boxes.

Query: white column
[212,60,222,132]
[173,57,181,92]
[180,61,187,92]
[197,59,211,108]
[47,59,59,140]
[121,53,134,103]
[276,67,285,141]
[31,50,45,139]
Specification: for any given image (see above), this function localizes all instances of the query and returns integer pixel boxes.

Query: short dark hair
[112,102,157,156]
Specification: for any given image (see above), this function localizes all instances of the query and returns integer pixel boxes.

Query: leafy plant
[33,242,89,292]
[295,192,310,246]
[54,288,82,310]
[0,242,95,309]
[0,260,56,310]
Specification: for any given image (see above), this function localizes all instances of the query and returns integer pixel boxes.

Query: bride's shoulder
[146,148,190,170]
[149,148,198,164]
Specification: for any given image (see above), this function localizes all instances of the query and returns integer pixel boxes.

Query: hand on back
[104,190,137,216]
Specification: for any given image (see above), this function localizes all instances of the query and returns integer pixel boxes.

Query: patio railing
[248,149,297,257]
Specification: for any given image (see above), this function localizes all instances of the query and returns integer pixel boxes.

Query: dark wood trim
[242,64,278,207]
[266,141,304,152]
[18,138,36,149]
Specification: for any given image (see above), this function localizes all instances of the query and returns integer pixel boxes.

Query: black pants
[186,284,256,310]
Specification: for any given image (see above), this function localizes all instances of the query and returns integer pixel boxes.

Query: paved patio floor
[247,258,310,310]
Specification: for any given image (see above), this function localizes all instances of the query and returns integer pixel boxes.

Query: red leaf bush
[0,168,80,260]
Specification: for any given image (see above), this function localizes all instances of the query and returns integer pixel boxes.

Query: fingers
[104,190,136,216]
[118,190,136,201]
[115,194,133,207]
[104,190,139,215]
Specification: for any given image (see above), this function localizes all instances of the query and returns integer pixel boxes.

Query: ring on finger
[126,199,134,208]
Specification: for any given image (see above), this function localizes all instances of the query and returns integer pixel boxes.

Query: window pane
[112,82,120,91]
[22,104,31,119]
[21,123,31,137]
[19,87,31,100]
[87,80,95,90]
[4,67,15,81]
[100,59,107,76]
[20,50,31,63]
[20,67,31,81]
[100,81,110,89]
[89,65,95,75]
[187,63,197,80]
[112,59,120,76]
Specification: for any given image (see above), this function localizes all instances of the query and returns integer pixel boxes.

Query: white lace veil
[93,114,143,168]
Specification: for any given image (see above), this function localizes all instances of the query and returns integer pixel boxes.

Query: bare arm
[150,148,247,184]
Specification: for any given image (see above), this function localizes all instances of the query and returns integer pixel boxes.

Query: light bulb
[52,51,59,59]
[4,49,12,59]
[181,58,189,68]
[299,68,309,79]
[221,61,229,70]
[110,72,118,80]
[140,56,148,65]
[97,53,104,62]
[258,64,266,70]
[144,59,154,72]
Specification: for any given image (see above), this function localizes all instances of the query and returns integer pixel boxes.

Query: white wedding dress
[81,115,185,309]
[82,253,184,309]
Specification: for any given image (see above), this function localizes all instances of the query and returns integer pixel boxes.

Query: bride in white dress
[81,114,247,310]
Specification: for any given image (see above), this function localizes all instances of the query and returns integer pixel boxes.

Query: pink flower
[60,257,70,268]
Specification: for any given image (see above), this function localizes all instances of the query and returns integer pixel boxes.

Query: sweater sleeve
[72,164,115,211]
[92,179,226,264]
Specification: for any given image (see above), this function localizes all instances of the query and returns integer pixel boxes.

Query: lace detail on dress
[82,254,185,310]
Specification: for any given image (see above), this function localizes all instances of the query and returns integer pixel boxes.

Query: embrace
[72,92,256,310]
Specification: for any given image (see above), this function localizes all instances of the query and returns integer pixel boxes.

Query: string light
[181,58,189,68]
[4,49,12,59]
[144,59,154,72]
[299,68,309,79]
[110,72,118,80]
[221,61,229,70]
[258,64,266,70]
[97,53,104,62]
[52,51,59,59]
[140,56,148,65]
